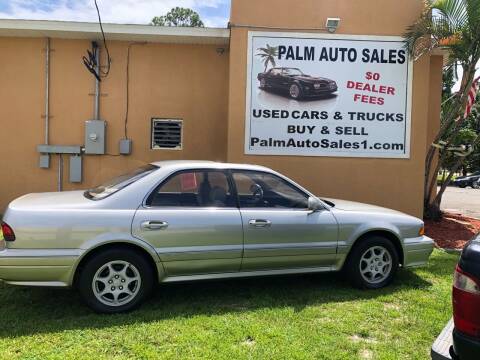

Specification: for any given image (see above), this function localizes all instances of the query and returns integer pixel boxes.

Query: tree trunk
[425,134,480,220]
[423,61,478,218]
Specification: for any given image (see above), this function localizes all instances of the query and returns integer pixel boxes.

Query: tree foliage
[151,7,204,27]
[405,0,480,219]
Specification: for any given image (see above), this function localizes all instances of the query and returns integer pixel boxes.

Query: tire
[472,182,480,189]
[77,248,155,314]
[289,83,303,99]
[344,236,399,289]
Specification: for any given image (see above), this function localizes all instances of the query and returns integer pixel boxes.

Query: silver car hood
[322,197,406,216]
[8,191,92,210]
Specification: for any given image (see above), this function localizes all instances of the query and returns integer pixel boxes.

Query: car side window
[147,170,235,208]
[232,171,309,209]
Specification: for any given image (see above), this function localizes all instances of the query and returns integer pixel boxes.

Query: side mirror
[308,196,323,212]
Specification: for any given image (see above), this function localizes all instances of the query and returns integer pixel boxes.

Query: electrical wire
[82,0,111,81]
[124,44,132,139]
[124,42,147,139]
[94,0,111,78]
[82,42,101,81]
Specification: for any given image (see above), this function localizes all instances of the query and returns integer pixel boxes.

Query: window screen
[151,119,182,150]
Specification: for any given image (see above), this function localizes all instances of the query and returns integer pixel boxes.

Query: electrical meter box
[85,120,106,155]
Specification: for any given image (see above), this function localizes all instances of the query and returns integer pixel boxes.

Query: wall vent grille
[151,119,183,150]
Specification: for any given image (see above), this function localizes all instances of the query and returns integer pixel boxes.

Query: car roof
[149,160,273,172]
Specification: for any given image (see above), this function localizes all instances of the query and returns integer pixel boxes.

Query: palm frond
[404,0,472,59]
[464,0,480,38]
[434,0,468,33]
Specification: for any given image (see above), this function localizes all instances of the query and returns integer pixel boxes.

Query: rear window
[84,164,158,200]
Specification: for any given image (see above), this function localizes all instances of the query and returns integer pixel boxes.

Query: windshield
[84,164,158,200]
[283,68,304,76]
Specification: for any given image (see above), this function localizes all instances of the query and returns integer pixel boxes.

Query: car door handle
[141,221,169,230]
[248,219,272,228]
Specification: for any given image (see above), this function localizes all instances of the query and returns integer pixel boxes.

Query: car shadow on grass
[0,255,446,341]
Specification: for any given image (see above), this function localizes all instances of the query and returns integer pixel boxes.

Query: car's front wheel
[78,248,154,313]
[345,236,399,289]
[289,83,303,99]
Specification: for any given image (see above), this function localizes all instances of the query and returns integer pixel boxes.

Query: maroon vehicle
[431,234,480,359]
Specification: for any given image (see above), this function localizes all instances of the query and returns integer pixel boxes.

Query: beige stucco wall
[0,37,229,210]
[0,0,443,218]
[227,0,440,217]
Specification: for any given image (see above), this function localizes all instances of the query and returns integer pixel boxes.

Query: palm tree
[404,0,480,219]
[256,45,278,72]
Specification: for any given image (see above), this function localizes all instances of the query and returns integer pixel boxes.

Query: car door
[132,169,243,276]
[232,170,338,271]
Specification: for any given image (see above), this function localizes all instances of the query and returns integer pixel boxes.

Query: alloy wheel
[359,246,393,284]
[290,84,300,99]
[92,260,142,307]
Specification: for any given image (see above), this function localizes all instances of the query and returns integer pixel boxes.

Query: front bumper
[0,248,82,287]
[305,85,337,96]
[403,235,435,268]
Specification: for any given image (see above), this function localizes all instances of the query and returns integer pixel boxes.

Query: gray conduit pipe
[94,45,100,120]
[44,37,50,145]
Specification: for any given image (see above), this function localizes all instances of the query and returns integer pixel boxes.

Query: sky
[0,0,231,28]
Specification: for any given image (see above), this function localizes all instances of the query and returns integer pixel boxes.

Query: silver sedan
[0,161,434,313]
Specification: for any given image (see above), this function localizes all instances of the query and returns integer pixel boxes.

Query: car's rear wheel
[473,181,480,189]
[78,248,154,313]
[345,236,399,289]
[289,83,302,99]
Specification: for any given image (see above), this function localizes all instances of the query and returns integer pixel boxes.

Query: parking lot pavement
[441,186,480,219]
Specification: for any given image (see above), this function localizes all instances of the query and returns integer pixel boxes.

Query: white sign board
[245,32,413,158]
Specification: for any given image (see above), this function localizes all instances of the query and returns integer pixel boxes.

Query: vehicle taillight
[453,265,480,338]
[1,221,15,242]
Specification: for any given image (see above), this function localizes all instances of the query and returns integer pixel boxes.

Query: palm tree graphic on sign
[256,44,278,72]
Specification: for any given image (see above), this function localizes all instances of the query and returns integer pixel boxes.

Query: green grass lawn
[0,250,458,360]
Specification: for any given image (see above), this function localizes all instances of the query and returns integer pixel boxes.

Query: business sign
[245,32,413,158]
